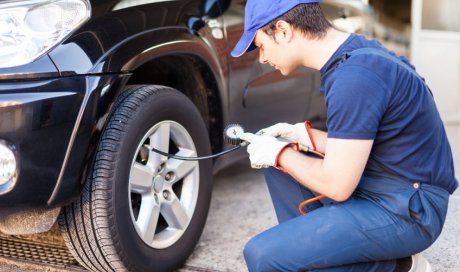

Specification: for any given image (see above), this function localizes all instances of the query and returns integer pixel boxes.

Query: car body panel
[0,55,59,81]
[47,74,131,206]
[48,1,225,75]
[0,78,85,211]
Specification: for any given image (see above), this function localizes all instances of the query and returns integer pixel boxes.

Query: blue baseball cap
[231,0,321,58]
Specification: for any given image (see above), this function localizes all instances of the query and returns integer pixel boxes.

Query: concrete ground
[0,126,458,272]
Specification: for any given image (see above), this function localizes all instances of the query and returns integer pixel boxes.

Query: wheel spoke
[130,162,154,193]
[136,196,161,245]
[167,148,198,182]
[162,193,189,230]
[147,123,171,168]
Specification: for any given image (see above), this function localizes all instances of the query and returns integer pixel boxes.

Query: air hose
[151,145,241,161]
[150,124,246,161]
[149,123,325,215]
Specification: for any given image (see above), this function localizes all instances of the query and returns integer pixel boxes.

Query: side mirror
[188,0,231,33]
[200,0,231,18]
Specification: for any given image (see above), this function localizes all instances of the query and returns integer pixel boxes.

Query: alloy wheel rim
[128,121,199,249]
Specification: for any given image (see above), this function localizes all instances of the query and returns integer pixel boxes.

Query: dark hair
[262,3,331,40]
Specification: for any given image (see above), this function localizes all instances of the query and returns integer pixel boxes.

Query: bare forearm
[310,128,327,154]
[277,138,372,202]
[277,148,340,199]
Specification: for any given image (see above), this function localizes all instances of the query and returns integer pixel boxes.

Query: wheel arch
[126,54,224,156]
[48,30,227,207]
[91,27,227,156]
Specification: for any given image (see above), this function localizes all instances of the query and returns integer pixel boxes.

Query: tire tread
[59,85,209,271]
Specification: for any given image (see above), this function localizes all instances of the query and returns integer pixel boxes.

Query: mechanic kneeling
[231,0,459,271]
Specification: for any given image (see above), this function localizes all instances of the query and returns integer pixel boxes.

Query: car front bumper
[0,73,130,213]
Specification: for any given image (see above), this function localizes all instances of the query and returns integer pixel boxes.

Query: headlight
[0,0,91,68]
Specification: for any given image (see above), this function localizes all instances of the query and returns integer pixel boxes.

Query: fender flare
[91,27,226,94]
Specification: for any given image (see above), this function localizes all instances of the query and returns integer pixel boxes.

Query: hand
[257,121,316,152]
[240,133,298,169]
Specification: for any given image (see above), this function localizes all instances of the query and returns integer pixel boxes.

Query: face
[253,27,300,75]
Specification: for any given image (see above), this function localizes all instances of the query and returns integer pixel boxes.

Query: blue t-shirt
[320,34,458,194]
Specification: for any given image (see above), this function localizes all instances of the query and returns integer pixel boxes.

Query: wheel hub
[153,175,164,193]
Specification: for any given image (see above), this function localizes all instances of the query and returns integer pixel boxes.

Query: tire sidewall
[108,87,212,271]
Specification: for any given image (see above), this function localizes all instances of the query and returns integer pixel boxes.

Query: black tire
[58,85,213,272]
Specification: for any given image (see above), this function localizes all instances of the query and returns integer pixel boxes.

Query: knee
[243,235,276,272]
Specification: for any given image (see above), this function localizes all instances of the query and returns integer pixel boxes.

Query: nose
[258,50,267,64]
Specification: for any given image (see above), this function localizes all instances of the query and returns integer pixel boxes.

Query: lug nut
[165,171,174,181]
[163,190,170,200]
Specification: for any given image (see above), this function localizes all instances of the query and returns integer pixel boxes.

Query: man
[232,0,458,271]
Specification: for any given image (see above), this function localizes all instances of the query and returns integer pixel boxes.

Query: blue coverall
[243,35,458,271]
[243,167,449,271]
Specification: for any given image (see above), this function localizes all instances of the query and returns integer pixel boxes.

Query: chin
[279,69,292,76]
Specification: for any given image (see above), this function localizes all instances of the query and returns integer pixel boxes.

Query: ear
[274,20,293,42]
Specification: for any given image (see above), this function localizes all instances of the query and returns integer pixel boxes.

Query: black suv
[0,0,360,271]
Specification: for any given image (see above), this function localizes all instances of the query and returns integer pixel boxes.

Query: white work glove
[257,121,316,152]
[240,133,299,169]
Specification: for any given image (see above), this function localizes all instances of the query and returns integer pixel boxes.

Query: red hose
[298,150,326,215]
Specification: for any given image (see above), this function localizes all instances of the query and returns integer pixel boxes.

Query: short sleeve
[325,65,389,139]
